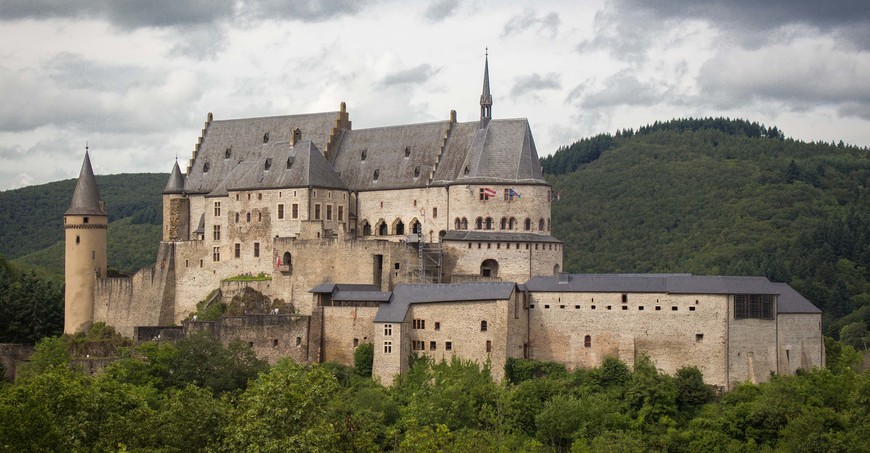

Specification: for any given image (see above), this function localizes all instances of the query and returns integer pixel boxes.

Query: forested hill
[0,173,165,277]
[546,118,870,342]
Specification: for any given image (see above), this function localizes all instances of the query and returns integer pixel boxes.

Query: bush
[354,343,374,377]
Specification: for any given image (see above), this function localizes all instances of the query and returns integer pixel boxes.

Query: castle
[64,56,823,388]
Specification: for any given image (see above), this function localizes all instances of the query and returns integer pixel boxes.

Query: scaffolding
[408,232,442,283]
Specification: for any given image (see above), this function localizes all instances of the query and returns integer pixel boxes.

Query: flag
[483,187,497,199]
[509,188,522,200]
[555,190,562,202]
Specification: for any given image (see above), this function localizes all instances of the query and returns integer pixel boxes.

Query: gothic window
[524,218,532,231]
[455,217,461,229]
[500,217,507,230]
[509,217,517,230]
[461,217,468,229]
[485,217,493,230]
[378,222,388,236]
[538,218,545,231]
[475,217,483,229]
[394,220,405,235]
[362,221,372,236]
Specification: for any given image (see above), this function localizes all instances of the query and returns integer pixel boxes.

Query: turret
[162,161,189,241]
[64,148,108,334]
[480,49,493,129]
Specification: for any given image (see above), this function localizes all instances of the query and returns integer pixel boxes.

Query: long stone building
[64,56,823,388]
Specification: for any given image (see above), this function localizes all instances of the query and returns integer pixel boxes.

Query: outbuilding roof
[523,274,821,314]
[374,282,516,323]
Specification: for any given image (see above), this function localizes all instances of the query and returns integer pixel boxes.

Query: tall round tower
[64,149,108,334]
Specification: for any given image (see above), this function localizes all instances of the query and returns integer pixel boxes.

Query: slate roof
[442,231,562,243]
[163,161,185,194]
[374,282,516,323]
[227,140,347,192]
[332,291,393,302]
[432,119,546,185]
[523,274,821,314]
[184,112,338,194]
[310,283,382,294]
[66,151,107,216]
[331,121,450,190]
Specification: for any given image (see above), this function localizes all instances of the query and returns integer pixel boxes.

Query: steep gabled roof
[66,150,107,216]
[433,119,546,185]
[163,161,185,194]
[225,140,346,192]
[184,112,338,194]
[331,121,450,190]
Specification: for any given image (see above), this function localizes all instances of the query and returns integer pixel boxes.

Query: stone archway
[480,259,499,278]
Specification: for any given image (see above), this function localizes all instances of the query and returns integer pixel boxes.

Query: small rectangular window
[689,306,696,311]
[292,203,299,219]
[214,202,221,216]
[434,322,440,331]
[430,341,436,351]
[315,204,321,220]
[212,247,220,262]
[384,324,392,336]
[234,243,240,258]
[213,225,221,241]
[445,341,452,351]
[278,204,284,219]
[622,306,628,311]
[432,207,437,218]
[326,204,333,220]
[338,206,344,221]
[695,334,704,342]
[574,305,580,309]
[486,340,492,353]
[384,341,392,353]
[413,319,425,329]
[254,242,260,257]
[655,306,661,311]
[672,306,678,311]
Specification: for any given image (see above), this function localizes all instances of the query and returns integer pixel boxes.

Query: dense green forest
[0,173,165,277]
[544,118,870,344]
[1,330,866,452]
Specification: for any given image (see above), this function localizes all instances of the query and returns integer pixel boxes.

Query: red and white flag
[483,187,497,199]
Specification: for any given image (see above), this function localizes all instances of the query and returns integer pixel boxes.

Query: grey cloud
[0,0,236,27]
[510,73,561,98]
[575,2,665,62]
[423,0,458,23]
[45,53,162,92]
[241,0,374,22]
[502,9,560,38]
[380,64,441,87]
[581,69,664,109]
[696,45,870,113]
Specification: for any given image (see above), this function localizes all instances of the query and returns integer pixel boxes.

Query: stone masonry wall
[321,306,379,365]
[727,296,777,387]
[447,184,553,236]
[357,187,449,241]
[776,313,824,374]
[529,292,730,388]
[373,321,406,386]
[443,240,562,284]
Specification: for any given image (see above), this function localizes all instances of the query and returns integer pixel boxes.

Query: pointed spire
[66,148,107,216]
[480,48,492,128]
[163,160,186,194]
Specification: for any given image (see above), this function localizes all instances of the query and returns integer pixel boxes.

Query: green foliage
[224,272,272,282]
[18,336,72,379]
[504,357,568,384]
[166,333,268,394]
[354,342,374,377]
[0,255,63,343]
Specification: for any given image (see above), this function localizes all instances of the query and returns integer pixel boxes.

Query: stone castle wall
[321,306,379,365]
[447,184,553,236]
[443,240,562,284]
[776,313,824,374]
[529,292,731,388]
[357,187,449,240]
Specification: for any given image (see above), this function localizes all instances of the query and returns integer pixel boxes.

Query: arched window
[378,222,388,236]
[394,219,405,236]
[480,320,488,332]
[538,218,545,231]
[411,219,421,235]
[500,217,507,230]
[454,218,461,229]
[480,259,499,278]
[362,221,372,236]
[554,264,561,274]
[485,217,493,230]
[439,230,446,241]
[584,335,592,348]
[281,252,292,274]
[475,217,483,229]
[509,217,517,230]
[461,217,468,229]
[524,218,531,231]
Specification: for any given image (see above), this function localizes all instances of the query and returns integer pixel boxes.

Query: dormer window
[225,148,231,159]
[373,169,379,181]
[404,146,411,157]
[264,158,272,170]
[361,149,367,161]
[263,132,270,143]
[464,166,470,175]
[413,166,420,178]
[286,157,294,169]
[203,162,210,173]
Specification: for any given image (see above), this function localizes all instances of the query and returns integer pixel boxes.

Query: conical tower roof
[163,161,185,194]
[65,150,107,216]
[480,52,492,108]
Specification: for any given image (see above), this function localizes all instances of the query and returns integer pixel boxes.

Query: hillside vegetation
[0,173,165,276]
[545,118,870,342]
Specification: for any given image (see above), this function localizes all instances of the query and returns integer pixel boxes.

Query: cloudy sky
[1,0,869,190]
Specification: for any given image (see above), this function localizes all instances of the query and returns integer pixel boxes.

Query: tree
[354,342,374,377]
[675,366,715,414]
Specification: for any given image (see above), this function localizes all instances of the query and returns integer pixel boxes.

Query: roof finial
[85,141,89,153]
[480,48,492,129]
